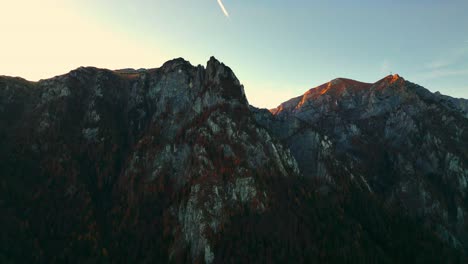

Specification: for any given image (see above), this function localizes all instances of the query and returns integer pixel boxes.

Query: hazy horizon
[1,0,467,108]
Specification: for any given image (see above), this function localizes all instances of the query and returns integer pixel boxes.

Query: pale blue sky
[1,0,467,107]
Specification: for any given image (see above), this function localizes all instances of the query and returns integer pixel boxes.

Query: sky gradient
[1,0,467,108]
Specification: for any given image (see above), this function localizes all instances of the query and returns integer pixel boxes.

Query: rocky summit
[1,58,467,263]
[254,74,468,252]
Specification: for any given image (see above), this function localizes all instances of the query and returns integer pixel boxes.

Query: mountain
[254,74,468,252]
[434,91,468,118]
[0,59,465,263]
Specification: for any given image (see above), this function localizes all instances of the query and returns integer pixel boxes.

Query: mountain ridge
[269,73,468,118]
[254,70,468,253]
[1,57,467,263]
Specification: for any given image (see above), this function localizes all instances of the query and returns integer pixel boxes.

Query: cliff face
[255,74,468,252]
[0,60,465,263]
[0,57,301,263]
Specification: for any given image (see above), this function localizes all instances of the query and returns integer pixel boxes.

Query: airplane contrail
[217,0,230,17]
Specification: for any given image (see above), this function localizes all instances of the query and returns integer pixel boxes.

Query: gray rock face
[257,74,468,251]
[0,57,299,263]
[110,57,299,262]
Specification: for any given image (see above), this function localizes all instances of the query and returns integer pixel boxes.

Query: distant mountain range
[1,57,467,263]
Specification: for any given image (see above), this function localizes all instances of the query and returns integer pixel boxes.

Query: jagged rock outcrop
[255,74,468,252]
[0,57,300,263]
[1,61,465,263]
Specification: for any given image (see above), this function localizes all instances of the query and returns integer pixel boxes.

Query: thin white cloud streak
[419,47,468,81]
[426,60,453,70]
[217,0,230,17]
[416,68,468,81]
[425,47,468,70]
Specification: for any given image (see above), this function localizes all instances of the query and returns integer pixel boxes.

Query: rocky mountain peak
[321,78,372,94]
[391,73,402,80]
[160,57,192,72]
[205,56,247,105]
[270,74,422,117]
[206,56,229,78]
[259,73,468,255]
[0,57,302,263]
[270,77,373,115]
[373,73,405,89]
